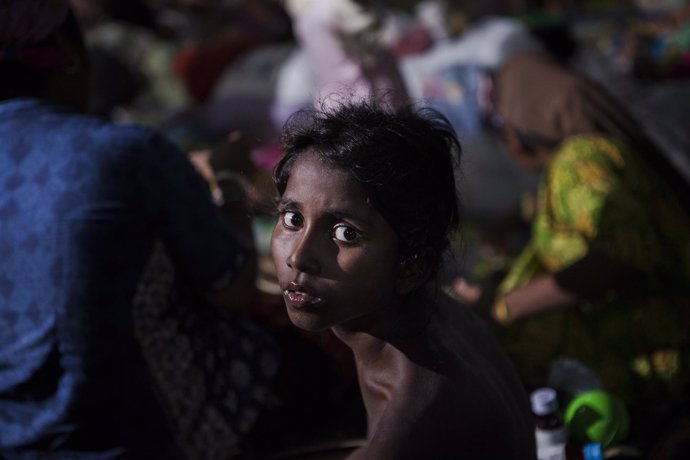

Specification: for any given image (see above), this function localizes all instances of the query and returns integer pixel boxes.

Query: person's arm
[139,131,256,312]
[494,138,651,324]
[497,274,576,324]
[495,251,644,325]
[188,143,258,312]
[203,176,258,311]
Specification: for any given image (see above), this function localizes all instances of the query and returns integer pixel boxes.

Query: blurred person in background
[453,53,690,421]
[0,1,286,458]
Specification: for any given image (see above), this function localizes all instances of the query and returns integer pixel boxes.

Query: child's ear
[395,252,433,295]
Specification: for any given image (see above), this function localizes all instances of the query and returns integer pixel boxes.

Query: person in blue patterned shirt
[0,2,278,458]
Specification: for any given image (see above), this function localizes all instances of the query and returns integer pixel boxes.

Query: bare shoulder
[356,305,535,459]
[360,364,534,459]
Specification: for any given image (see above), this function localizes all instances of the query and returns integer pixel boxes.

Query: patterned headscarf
[0,0,72,68]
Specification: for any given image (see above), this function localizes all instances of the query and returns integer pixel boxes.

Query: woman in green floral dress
[468,53,690,407]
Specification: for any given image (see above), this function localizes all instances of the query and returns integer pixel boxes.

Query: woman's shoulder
[1,99,178,161]
[41,101,172,152]
[72,116,186,165]
[556,134,629,169]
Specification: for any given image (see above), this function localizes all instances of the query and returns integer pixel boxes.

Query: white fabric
[400,16,544,99]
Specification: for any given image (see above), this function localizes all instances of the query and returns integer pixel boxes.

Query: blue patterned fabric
[0,98,249,459]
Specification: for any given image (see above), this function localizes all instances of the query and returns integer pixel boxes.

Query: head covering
[494,53,647,149]
[0,0,72,68]
[494,52,690,215]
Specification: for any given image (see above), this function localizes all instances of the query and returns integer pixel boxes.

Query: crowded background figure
[453,51,690,454]
[0,1,286,458]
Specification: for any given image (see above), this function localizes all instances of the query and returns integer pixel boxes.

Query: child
[270,101,536,459]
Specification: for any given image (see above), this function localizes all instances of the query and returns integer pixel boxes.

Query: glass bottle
[531,387,569,460]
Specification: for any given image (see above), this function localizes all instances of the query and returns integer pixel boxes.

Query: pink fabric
[250,142,283,173]
[289,0,408,109]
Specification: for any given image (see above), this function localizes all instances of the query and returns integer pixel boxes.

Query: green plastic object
[565,390,630,448]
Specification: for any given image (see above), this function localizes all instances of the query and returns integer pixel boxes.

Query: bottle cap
[530,387,559,416]
[582,442,604,460]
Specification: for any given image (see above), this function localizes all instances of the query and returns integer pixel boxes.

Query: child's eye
[281,211,303,229]
[333,225,362,243]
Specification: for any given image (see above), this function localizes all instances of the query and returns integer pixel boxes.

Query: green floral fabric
[499,135,690,404]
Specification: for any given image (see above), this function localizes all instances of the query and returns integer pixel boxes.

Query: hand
[449,276,506,333]
[451,277,482,304]
[188,149,224,205]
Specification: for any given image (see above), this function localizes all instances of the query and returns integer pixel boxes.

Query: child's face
[271,150,401,332]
